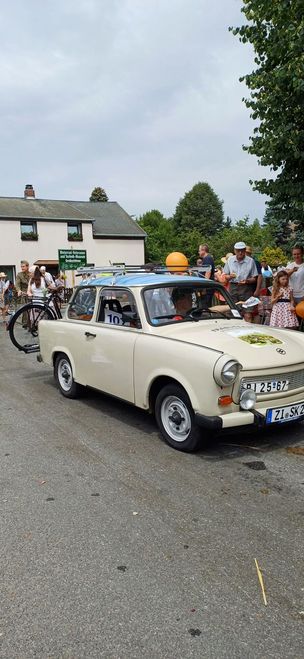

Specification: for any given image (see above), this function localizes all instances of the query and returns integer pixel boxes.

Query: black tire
[155,384,201,452]
[54,353,81,399]
[8,302,55,352]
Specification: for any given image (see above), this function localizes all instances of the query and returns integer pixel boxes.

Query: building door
[0,265,15,283]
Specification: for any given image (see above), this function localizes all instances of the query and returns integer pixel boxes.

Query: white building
[0,185,146,285]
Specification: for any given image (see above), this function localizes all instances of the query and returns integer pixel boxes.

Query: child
[214,266,229,302]
[241,296,261,324]
[270,270,299,329]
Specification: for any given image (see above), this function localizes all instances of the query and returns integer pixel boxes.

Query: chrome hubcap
[58,359,72,391]
[161,395,191,442]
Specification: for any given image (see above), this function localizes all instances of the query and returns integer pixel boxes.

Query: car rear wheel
[155,384,201,452]
[54,353,81,399]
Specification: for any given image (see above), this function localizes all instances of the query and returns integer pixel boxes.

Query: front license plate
[242,379,289,394]
[266,402,304,424]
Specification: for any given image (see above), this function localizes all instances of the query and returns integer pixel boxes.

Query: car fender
[144,366,203,411]
[39,320,82,381]
[133,335,221,414]
[50,346,79,381]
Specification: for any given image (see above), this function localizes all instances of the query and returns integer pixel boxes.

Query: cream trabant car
[38,271,304,451]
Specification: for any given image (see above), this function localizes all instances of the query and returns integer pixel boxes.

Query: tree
[89,186,109,202]
[231,1,304,238]
[173,182,224,236]
[208,216,274,263]
[176,229,206,263]
[223,216,233,229]
[260,246,287,267]
[263,201,293,247]
[137,210,175,262]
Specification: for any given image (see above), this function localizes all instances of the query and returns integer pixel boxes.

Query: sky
[0,0,268,222]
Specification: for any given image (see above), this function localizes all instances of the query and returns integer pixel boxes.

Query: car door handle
[85,331,96,338]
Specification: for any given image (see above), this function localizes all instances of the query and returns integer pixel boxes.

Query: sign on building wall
[58,249,87,271]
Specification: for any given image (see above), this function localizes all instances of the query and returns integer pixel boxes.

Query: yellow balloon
[165,252,189,272]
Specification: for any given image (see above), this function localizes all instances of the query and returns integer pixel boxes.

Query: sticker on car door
[104,310,123,325]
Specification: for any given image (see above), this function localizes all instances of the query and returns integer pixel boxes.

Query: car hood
[154,320,304,370]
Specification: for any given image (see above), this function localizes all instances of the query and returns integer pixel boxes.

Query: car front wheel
[54,353,81,399]
[155,384,201,452]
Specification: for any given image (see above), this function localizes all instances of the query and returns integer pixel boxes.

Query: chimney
[24,184,35,199]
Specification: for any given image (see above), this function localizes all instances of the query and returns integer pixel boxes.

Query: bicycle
[7,291,62,353]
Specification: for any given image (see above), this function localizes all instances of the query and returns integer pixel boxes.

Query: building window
[20,221,38,241]
[67,222,83,241]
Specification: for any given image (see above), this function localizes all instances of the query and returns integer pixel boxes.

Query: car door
[64,285,98,383]
[81,288,140,402]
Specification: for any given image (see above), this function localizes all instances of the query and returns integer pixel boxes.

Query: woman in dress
[270,270,298,329]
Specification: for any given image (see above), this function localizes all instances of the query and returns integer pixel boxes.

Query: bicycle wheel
[9,302,55,352]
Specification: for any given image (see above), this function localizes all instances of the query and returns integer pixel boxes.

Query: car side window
[98,288,140,328]
[68,286,97,321]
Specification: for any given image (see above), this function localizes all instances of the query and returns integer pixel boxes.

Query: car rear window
[67,287,97,321]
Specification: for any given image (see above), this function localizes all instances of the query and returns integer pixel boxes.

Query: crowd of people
[197,241,304,329]
[2,247,304,330]
[0,261,65,322]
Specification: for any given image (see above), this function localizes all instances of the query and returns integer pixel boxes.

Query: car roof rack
[76,263,211,278]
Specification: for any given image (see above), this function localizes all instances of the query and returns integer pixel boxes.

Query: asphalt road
[0,322,303,659]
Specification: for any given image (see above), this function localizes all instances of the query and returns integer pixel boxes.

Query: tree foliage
[175,229,206,263]
[231,1,304,240]
[137,210,175,262]
[260,246,287,267]
[138,210,278,266]
[89,186,109,202]
[131,178,285,266]
[263,200,293,246]
[173,182,224,236]
[210,217,273,263]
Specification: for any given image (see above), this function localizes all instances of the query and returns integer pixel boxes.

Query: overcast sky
[0,0,267,222]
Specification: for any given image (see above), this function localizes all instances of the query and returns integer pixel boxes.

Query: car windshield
[143,283,242,325]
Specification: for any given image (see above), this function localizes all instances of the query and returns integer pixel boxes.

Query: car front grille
[240,368,304,394]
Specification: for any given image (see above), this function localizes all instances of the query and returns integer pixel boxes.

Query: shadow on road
[45,373,157,435]
[43,371,304,460]
[197,421,304,461]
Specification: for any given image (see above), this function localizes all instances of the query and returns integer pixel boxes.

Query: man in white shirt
[223,241,258,303]
[286,245,304,304]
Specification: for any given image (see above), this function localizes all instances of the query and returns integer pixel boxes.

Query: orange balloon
[165,252,189,272]
[295,301,304,319]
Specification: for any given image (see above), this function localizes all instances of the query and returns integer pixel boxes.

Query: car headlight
[221,360,240,384]
[240,389,256,410]
[214,355,241,387]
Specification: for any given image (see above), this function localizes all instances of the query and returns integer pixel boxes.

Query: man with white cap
[40,265,54,286]
[223,241,258,303]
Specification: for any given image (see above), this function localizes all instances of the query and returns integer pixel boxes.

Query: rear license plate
[266,402,304,424]
[242,379,289,394]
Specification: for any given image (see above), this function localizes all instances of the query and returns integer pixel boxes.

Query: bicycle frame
[33,292,63,319]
